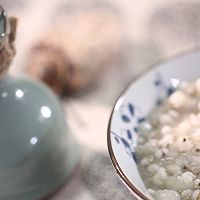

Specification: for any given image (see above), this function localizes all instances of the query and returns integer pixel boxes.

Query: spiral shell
[25,9,122,96]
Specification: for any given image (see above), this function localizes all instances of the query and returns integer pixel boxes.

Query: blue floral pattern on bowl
[111,72,177,164]
[154,72,176,105]
[111,102,146,164]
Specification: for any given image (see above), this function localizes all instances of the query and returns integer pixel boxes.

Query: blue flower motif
[131,152,138,163]
[111,131,138,163]
[167,87,175,96]
[137,117,146,124]
[134,127,138,133]
[113,72,179,165]
[156,98,162,106]
[121,115,130,123]
[154,79,161,86]
[114,136,120,144]
[127,129,132,140]
[128,103,135,116]
[120,138,130,149]
[154,72,176,106]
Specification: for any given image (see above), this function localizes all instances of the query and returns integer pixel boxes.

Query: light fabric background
[2,0,200,199]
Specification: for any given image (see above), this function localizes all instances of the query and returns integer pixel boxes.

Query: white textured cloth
[4,0,200,199]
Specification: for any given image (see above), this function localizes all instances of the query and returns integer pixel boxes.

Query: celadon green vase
[0,75,79,200]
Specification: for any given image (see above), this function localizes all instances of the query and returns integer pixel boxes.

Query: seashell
[25,43,79,96]
[25,9,122,96]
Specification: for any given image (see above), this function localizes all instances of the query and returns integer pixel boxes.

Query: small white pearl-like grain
[181,189,192,199]
[147,164,160,174]
[177,138,193,152]
[140,158,149,166]
[168,110,179,119]
[159,135,173,147]
[161,126,172,135]
[159,114,173,125]
[180,171,195,181]
[155,150,163,159]
[143,139,159,154]
[177,121,191,133]
[168,149,179,158]
[169,91,187,109]
[166,164,181,175]
[153,170,167,186]
[154,190,181,200]
[181,81,195,95]
[148,188,155,195]
[174,159,184,168]
[192,190,200,200]
[192,129,200,139]
[148,155,154,163]
[187,98,198,110]
[140,156,154,166]
[166,177,180,191]
[166,172,194,191]
[178,172,195,190]
[189,113,200,126]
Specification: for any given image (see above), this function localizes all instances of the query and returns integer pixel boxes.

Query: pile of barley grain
[136,79,200,200]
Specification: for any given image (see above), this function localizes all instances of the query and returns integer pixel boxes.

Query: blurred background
[3,0,200,199]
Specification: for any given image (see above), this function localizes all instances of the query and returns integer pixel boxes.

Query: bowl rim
[107,47,200,200]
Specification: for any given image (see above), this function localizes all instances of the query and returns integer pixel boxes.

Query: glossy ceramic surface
[0,11,4,36]
[108,50,200,200]
[0,75,79,200]
[0,5,9,47]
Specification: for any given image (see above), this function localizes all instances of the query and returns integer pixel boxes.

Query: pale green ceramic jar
[0,75,79,200]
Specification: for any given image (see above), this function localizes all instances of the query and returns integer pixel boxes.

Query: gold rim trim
[107,107,150,200]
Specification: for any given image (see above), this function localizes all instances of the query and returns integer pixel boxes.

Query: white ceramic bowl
[107,50,200,200]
